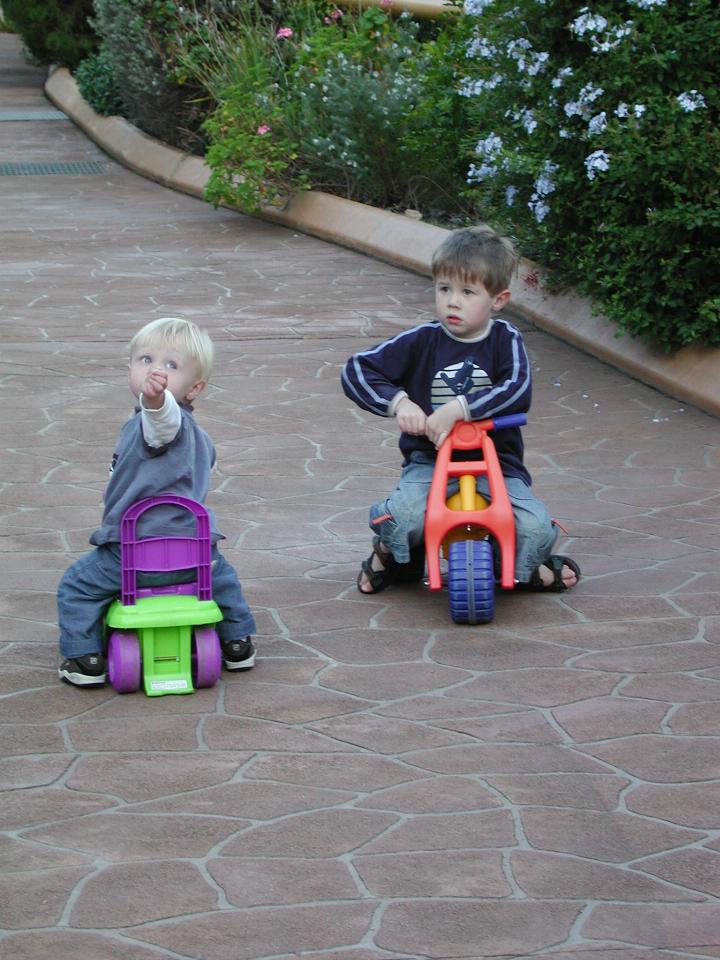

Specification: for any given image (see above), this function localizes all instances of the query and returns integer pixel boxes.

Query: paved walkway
[2,32,720,960]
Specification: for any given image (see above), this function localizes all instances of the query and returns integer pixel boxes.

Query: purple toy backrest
[120,495,212,605]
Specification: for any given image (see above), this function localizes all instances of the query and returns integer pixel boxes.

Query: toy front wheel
[107,630,142,693]
[447,539,495,625]
[192,627,222,688]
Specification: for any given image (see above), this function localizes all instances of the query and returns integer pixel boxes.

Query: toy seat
[105,495,222,695]
[425,419,518,591]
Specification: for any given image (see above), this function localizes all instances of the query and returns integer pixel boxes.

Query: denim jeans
[368,451,558,582]
[57,544,256,659]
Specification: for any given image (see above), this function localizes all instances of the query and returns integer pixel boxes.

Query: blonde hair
[128,317,215,382]
[431,225,518,295]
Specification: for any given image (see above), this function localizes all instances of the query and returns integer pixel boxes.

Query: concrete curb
[46,67,719,418]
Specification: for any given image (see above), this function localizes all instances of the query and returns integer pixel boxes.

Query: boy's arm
[140,389,182,449]
[425,398,464,449]
[341,327,422,417]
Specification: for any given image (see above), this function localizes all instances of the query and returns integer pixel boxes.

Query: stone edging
[45,66,719,418]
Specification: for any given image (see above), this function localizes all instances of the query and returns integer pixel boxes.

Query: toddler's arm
[394,396,427,436]
[139,371,181,449]
[426,398,465,449]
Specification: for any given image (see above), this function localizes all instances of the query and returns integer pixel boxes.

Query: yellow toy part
[442,474,489,557]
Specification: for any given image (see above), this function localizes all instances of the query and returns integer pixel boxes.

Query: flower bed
[11,0,720,351]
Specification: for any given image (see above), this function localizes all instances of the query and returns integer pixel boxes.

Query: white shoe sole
[58,667,106,686]
[222,649,256,671]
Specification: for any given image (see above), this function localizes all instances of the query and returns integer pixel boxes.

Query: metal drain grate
[0,109,69,121]
[0,161,105,176]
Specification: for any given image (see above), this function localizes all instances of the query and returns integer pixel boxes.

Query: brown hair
[431,225,518,295]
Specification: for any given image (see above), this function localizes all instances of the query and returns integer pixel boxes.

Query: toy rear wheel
[447,539,495,625]
[107,630,142,693]
[192,627,222,688]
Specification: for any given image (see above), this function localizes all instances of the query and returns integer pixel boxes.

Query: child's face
[434,275,510,340]
[128,339,205,404]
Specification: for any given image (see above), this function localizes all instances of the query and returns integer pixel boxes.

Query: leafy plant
[2,0,96,68]
[75,45,125,115]
[284,7,470,213]
[192,3,471,216]
[173,2,308,212]
[456,0,720,349]
[90,0,210,150]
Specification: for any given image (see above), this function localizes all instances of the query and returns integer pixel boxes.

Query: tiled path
[2,32,720,960]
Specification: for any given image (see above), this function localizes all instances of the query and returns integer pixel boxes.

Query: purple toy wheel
[107,630,142,693]
[192,627,222,688]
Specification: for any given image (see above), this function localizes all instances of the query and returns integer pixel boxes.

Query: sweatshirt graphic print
[341,318,532,484]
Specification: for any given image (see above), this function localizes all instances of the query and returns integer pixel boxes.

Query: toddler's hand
[426,399,464,449]
[395,397,427,436]
[142,369,168,408]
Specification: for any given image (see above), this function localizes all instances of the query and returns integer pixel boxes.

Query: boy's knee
[515,511,555,551]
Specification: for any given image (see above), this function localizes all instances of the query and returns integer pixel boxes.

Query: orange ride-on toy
[424,413,527,625]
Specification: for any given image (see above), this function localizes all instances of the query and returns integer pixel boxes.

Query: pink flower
[324,7,342,22]
[257,124,272,135]
[379,0,393,8]
[276,26,294,39]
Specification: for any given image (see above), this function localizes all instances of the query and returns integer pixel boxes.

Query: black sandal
[516,555,581,593]
[357,544,397,594]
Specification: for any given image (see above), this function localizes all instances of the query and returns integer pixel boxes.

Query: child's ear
[185,380,206,403]
[492,289,511,311]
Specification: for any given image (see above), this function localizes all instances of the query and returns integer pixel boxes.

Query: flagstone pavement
[1,31,720,960]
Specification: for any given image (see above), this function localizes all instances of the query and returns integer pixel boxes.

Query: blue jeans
[57,544,256,659]
[368,451,558,583]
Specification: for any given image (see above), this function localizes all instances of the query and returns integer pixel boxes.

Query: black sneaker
[58,653,107,687]
[221,637,256,671]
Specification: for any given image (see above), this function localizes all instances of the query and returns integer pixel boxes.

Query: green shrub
[2,0,96,69]
[284,7,469,213]
[90,0,211,151]
[173,1,308,212]
[456,0,720,350]
[75,45,125,115]
[189,3,470,217]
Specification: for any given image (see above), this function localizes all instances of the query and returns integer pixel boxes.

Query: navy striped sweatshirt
[341,318,532,484]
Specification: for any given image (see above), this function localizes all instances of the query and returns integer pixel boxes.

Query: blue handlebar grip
[492,413,527,430]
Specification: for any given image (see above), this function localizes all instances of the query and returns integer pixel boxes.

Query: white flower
[588,111,607,136]
[527,51,550,75]
[464,0,495,13]
[590,23,632,53]
[564,100,583,118]
[559,128,572,139]
[534,161,557,196]
[508,108,538,133]
[528,194,551,222]
[615,102,629,118]
[633,104,646,118]
[466,36,497,58]
[676,90,707,112]
[578,82,605,104]
[467,161,497,183]
[552,67,574,89]
[468,133,506,183]
[474,132,504,156]
[585,149,610,180]
[459,73,504,97]
[505,185,517,206]
[628,0,665,7]
[570,8,608,37]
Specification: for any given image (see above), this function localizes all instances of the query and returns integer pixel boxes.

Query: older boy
[57,317,256,686]
[342,225,580,595]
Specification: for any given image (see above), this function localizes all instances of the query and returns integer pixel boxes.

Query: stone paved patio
[1,31,719,960]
